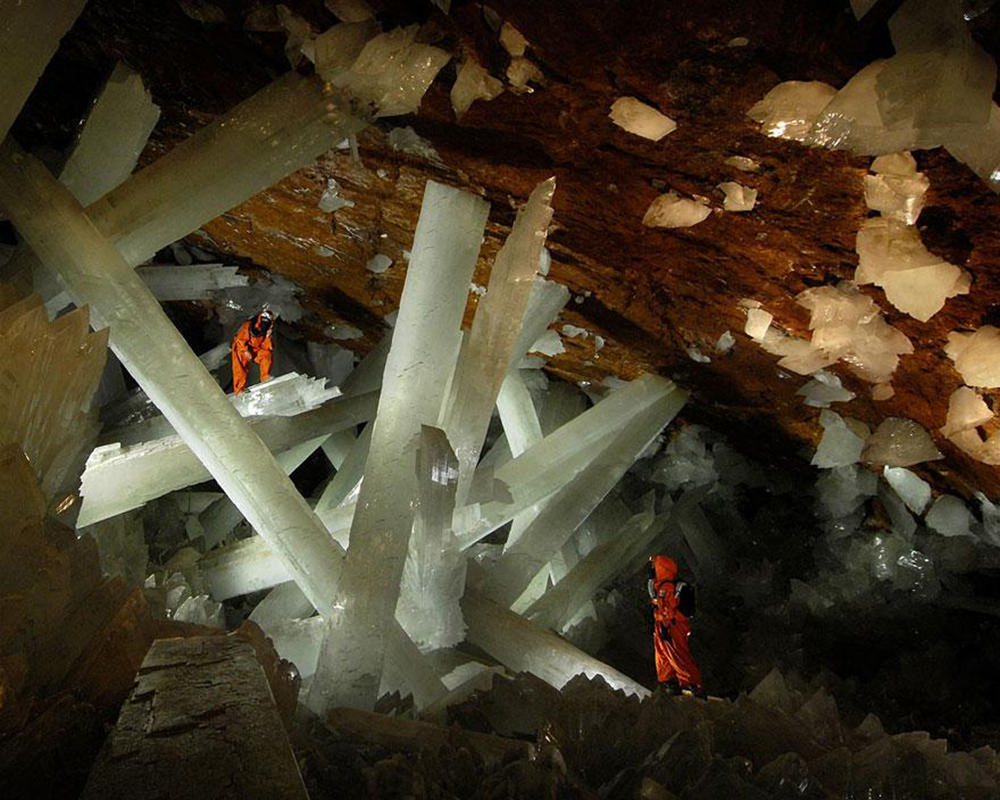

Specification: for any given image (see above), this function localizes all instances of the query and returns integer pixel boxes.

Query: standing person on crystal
[232,306,275,395]
[648,554,706,697]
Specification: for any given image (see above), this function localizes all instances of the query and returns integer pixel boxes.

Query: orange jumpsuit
[231,311,274,395]
[650,555,703,690]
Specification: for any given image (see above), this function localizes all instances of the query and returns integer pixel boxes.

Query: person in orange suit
[232,306,275,395]
[648,554,705,697]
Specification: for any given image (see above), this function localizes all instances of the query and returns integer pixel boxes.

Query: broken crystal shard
[724,155,761,172]
[608,97,677,141]
[462,590,649,697]
[850,0,878,19]
[331,25,450,118]
[451,56,504,118]
[173,593,224,627]
[441,178,555,502]
[135,264,248,301]
[816,464,878,518]
[527,329,564,357]
[642,193,711,228]
[925,494,975,538]
[310,181,488,712]
[60,63,161,207]
[855,217,968,321]
[499,22,529,57]
[303,19,376,81]
[812,411,866,469]
[395,427,466,650]
[797,370,855,408]
[718,181,757,212]
[712,330,734,354]
[795,281,913,384]
[480,376,685,608]
[325,0,375,22]
[945,327,1000,388]
[941,386,993,438]
[318,177,354,213]
[863,417,942,467]
[0,0,88,143]
[747,81,837,141]
[78,388,376,526]
[744,307,773,341]
[883,466,931,515]
[365,253,393,274]
[497,370,544,457]
[864,152,929,225]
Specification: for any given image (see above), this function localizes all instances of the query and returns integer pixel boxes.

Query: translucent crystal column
[479,379,686,608]
[79,390,377,525]
[395,426,466,650]
[309,181,489,712]
[525,508,665,631]
[59,62,161,207]
[8,72,367,302]
[0,140,344,615]
[458,375,687,548]
[440,178,554,503]
[0,0,87,143]
[461,590,650,697]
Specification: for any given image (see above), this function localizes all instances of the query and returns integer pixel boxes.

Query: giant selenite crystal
[59,62,161,207]
[0,141,346,619]
[0,0,88,143]
[479,375,686,609]
[395,426,465,650]
[309,181,489,713]
[441,177,555,503]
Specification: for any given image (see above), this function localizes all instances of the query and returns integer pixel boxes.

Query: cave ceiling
[13,0,1000,498]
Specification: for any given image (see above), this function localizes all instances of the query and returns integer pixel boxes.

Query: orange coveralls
[231,311,274,395]
[650,555,703,690]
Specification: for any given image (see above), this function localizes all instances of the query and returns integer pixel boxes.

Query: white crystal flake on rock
[855,217,968,322]
[642,192,711,229]
[797,370,855,408]
[608,97,677,141]
[939,386,1000,465]
[747,81,837,142]
[366,253,393,274]
[451,56,503,118]
[330,25,450,118]
[883,466,931,514]
[925,494,975,538]
[863,155,928,224]
[812,411,866,468]
[715,330,735,353]
[863,417,942,467]
[499,22,528,57]
[743,306,773,341]
[945,327,1000,388]
[724,155,761,172]
[319,178,354,213]
[718,181,758,212]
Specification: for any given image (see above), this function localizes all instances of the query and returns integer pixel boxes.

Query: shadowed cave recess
[4,0,1000,798]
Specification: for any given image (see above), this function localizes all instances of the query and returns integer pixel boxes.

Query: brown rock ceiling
[16,0,1000,497]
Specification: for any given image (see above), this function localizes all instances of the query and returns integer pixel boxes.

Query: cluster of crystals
[749,0,1000,193]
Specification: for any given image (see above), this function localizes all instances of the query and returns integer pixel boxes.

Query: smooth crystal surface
[945,327,1000,388]
[863,417,942,467]
[609,97,677,141]
[310,181,489,712]
[642,193,711,228]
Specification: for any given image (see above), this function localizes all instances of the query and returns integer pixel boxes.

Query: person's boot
[692,686,709,700]
[658,679,681,696]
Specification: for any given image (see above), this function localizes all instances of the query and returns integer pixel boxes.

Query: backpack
[676,581,696,618]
